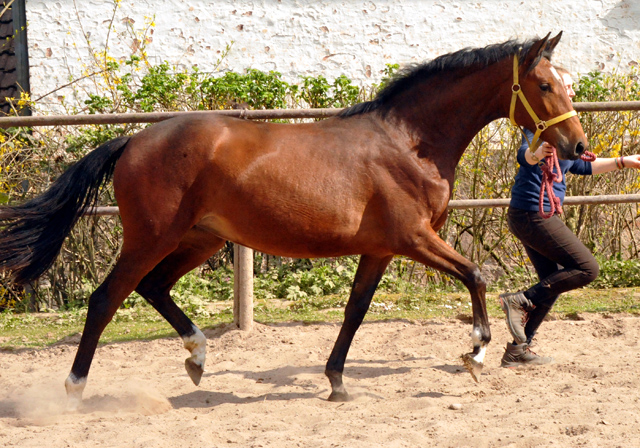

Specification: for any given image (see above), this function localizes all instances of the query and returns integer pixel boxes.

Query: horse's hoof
[65,396,82,413]
[185,358,204,386]
[328,390,352,402]
[461,353,483,383]
[64,373,86,412]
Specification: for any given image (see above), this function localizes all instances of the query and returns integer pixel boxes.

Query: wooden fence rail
[85,194,640,216]
[2,100,640,129]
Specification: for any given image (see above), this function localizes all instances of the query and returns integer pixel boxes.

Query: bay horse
[0,32,586,408]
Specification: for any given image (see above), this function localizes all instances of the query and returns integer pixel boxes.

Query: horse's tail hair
[0,136,131,285]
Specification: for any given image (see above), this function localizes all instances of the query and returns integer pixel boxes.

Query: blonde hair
[554,65,571,78]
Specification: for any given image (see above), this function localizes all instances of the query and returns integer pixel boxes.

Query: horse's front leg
[325,254,393,402]
[402,227,490,382]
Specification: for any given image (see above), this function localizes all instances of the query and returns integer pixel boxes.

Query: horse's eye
[540,83,551,92]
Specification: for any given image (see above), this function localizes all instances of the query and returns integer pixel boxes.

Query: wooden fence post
[233,244,254,331]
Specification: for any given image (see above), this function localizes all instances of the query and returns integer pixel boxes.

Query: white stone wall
[26,0,640,112]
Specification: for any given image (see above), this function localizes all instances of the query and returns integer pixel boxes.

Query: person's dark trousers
[507,207,599,341]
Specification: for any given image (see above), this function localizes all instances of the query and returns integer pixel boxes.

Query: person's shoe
[501,343,554,368]
[499,292,534,345]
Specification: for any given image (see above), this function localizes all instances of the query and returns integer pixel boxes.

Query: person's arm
[591,154,640,175]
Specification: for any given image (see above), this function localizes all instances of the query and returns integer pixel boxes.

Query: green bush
[591,256,640,288]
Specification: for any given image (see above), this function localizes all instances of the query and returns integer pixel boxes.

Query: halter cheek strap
[509,54,577,154]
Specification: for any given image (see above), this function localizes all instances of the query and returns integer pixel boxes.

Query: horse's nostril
[576,141,585,155]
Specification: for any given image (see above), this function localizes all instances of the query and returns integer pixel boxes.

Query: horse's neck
[397,61,511,172]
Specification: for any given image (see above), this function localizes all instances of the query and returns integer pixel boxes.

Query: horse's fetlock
[183,326,206,359]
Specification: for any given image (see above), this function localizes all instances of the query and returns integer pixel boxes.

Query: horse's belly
[196,212,365,258]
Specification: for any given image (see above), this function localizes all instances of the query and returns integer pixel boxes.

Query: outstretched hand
[622,154,640,169]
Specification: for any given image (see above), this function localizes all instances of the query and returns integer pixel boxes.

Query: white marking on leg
[472,346,487,364]
[64,373,87,411]
[182,326,206,370]
[470,328,486,364]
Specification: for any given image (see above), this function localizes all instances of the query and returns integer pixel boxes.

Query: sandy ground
[0,314,639,448]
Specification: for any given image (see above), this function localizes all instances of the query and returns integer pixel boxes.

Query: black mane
[339,37,551,118]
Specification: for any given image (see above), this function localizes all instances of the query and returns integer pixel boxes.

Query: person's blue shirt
[510,129,592,212]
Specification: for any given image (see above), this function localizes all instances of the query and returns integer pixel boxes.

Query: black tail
[0,136,130,284]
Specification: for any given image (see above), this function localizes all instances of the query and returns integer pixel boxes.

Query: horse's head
[511,32,588,160]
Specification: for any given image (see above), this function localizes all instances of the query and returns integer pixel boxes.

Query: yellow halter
[509,54,577,154]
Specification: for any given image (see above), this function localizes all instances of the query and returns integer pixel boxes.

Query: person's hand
[526,141,556,165]
[622,154,640,169]
[536,142,555,159]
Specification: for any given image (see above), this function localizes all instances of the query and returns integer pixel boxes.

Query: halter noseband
[509,54,577,153]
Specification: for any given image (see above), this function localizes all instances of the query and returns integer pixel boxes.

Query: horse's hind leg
[135,230,227,386]
[64,248,174,410]
[401,227,490,382]
[325,254,393,402]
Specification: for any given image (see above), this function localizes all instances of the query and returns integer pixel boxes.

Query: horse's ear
[545,31,563,58]
[521,33,551,74]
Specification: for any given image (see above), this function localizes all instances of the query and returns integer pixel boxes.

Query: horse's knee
[472,267,486,290]
[464,266,486,294]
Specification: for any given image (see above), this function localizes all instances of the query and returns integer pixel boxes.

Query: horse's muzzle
[558,139,588,160]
